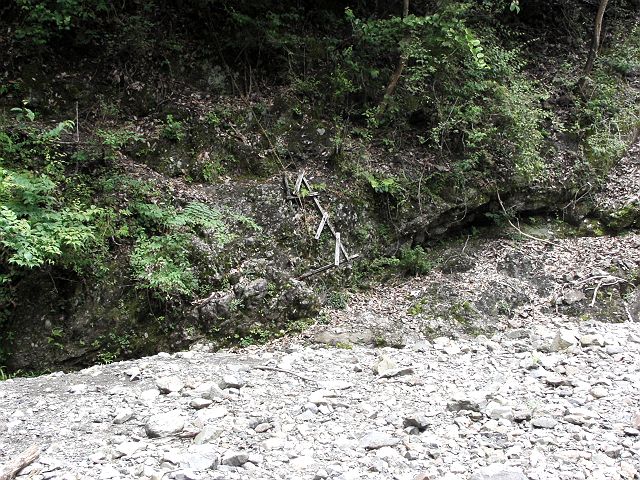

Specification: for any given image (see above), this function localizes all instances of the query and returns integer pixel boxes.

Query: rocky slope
[1,225,639,480]
[1,131,639,480]
[595,139,640,230]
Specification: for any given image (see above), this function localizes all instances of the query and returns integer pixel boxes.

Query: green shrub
[331,3,548,184]
[0,190,99,269]
[162,115,186,142]
[128,201,248,299]
[602,24,640,76]
[0,111,102,271]
[578,29,640,178]
[97,128,144,160]
[130,233,198,299]
[365,173,403,196]
[327,291,348,309]
[398,245,434,276]
[14,0,109,45]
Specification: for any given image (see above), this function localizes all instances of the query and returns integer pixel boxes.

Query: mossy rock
[602,202,640,230]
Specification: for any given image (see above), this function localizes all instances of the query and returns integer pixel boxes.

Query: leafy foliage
[162,115,186,142]
[397,245,434,276]
[0,170,98,268]
[365,173,403,196]
[0,114,100,271]
[13,0,108,44]
[130,233,198,299]
[0,103,256,306]
[578,25,640,178]
[336,2,549,182]
[97,128,143,160]
[129,201,250,299]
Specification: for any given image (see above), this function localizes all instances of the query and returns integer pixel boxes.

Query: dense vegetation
[1,0,638,373]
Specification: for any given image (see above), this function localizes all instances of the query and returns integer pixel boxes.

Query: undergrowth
[0,106,259,342]
[578,24,640,179]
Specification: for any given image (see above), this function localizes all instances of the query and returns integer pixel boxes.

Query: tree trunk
[377,0,410,117]
[579,0,610,90]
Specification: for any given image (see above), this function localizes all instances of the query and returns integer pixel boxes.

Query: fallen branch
[252,365,317,384]
[496,191,561,247]
[575,274,630,287]
[0,445,40,480]
[191,290,225,306]
[590,279,605,307]
[461,235,471,255]
[587,277,631,307]
[495,280,524,295]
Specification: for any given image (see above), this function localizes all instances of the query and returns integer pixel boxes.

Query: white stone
[290,455,316,469]
[156,376,184,393]
[375,356,397,376]
[221,450,249,466]
[359,432,400,450]
[140,389,160,403]
[113,441,143,458]
[190,398,213,409]
[219,374,244,389]
[145,411,184,438]
[470,463,528,480]
[550,329,578,352]
[113,407,134,424]
[580,334,605,347]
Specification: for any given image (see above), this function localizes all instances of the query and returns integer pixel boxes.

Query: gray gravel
[1,317,640,480]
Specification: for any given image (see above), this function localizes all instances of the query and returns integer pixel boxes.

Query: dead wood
[0,445,40,480]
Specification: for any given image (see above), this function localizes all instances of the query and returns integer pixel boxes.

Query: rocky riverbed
[1,229,639,480]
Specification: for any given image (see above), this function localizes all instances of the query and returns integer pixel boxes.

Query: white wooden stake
[294,173,304,194]
[334,232,341,266]
[315,211,329,240]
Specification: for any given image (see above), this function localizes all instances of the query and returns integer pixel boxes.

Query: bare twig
[569,273,633,307]
[461,235,470,255]
[575,274,631,287]
[625,305,634,323]
[590,279,605,307]
[563,182,593,210]
[496,280,524,295]
[75,101,80,143]
[191,290,225,306]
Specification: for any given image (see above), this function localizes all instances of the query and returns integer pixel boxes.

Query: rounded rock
[145,411,185,438]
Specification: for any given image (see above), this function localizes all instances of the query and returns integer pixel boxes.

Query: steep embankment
[1,1,639,372]
[2,139,639,480]
[4,133,639,373]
